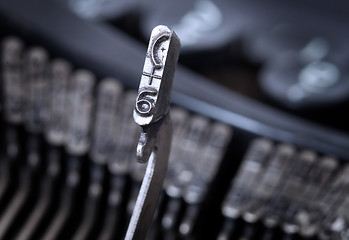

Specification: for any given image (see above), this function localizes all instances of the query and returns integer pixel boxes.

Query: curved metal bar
[125,25,180,240]
[125,115,172,240]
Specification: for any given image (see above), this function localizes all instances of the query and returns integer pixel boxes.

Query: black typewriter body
[0,0,349,239]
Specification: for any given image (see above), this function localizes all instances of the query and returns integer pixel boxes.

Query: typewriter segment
[1,1,349,239]
[0,32,348,240]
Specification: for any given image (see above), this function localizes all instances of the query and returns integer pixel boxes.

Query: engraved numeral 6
[135,89,158,116]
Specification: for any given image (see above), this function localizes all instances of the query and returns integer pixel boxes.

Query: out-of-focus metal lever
[125,25,180,240]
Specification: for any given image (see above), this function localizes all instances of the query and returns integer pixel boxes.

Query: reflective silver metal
[179,122,232,236]
[1,37,24,124]
[165,115,210,198]
[184,122,232,204]
[281,150,317,234]
[246,144,295,225]
[46,59,72,145]
[65,70,95,156]
[125,25,180,240]
[90,78,123,164]
[110,90,139,176]
[297,156,338,237]
[222,138,273,219]
[163,107,189,191]
[25,47,49,133]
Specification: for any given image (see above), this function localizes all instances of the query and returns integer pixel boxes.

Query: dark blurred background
[1,1,349,240]
[58,0,349,133]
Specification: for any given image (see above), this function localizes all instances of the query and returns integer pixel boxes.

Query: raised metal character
[125,25,180,240]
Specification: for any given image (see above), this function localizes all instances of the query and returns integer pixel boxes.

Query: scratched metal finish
[134,25,180,127]
[134,25,180,164]
[125,25,180,240]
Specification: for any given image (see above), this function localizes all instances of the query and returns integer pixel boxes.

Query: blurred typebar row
[1,35,346,240]
[219,138,349,240]
[0,36,232,240]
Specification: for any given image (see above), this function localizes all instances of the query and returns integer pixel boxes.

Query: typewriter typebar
[126,25,180,240]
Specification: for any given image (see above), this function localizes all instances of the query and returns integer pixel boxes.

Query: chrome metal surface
[125,25,180,240]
